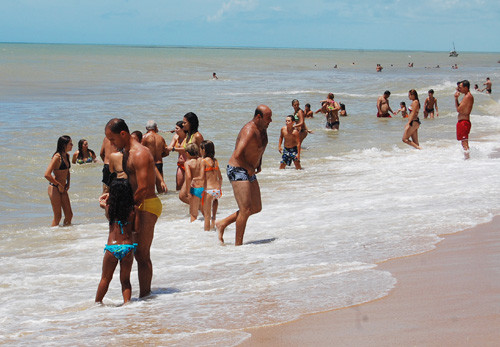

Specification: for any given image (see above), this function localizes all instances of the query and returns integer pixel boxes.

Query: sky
[1,0,499,52]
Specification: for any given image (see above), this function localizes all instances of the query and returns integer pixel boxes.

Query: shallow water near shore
[0,44,499,345]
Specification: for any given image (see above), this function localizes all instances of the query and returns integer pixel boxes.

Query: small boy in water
[96,179,137,304]
[278,115,302,170]
[424,89,439,118]
[395,101,408,118]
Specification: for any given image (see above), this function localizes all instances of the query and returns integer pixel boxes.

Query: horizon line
[1,41,500,54]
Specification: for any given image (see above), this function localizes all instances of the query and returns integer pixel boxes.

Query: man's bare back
[142,131,168,164]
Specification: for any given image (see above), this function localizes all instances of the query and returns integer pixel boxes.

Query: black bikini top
[56,153,71,170]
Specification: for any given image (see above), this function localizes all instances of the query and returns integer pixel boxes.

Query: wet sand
[240,216,500,346]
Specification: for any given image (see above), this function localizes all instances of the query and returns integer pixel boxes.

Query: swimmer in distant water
[377,90,395,117]
[279,115,302,170]
[395,101,408,118]
[423,89,439,118]
[376,64,383,72]
[95,178,136,304]
[72,139,96,164]
[213,72,218,80]
[402,89,421,149]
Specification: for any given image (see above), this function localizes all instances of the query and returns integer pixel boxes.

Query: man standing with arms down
[216,105,272,246]
[142,120,169,193]
[103,118,162,297]
[455,80,474,159]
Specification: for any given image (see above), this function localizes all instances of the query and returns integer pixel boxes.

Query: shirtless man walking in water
[377,90,395,117]
[216,105,272,246]
[455,80,474,159]
[104,118,161,297]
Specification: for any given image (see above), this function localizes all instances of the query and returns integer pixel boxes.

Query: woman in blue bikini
[95,179,137,304]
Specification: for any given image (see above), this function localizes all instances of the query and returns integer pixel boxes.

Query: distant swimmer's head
[185,143,200,157]
[328,93,334,99]
[340,103,346,110]
[291,99,299,107]
[305,103,311,109]
[428,89,434,95]
[400,101,406,107]
[384,90,391,97]
[286,115,294,125]
[146,120,157,131]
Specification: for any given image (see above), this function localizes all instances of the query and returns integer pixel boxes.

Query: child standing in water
[183,143,204,222]
[95,179,137,304]
[200,141,223,231]
[395,101,408,118]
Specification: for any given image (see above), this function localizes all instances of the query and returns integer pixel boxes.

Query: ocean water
[0,43,499,346]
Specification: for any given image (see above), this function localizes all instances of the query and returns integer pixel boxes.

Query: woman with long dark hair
[181,112,204,151]
[44,135,74,226]
[402,89,422,149]
[72,139,96,164]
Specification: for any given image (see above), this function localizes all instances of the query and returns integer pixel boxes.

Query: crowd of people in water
[43,75,490,303]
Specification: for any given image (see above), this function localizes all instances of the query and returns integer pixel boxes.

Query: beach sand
[240,216,500,346]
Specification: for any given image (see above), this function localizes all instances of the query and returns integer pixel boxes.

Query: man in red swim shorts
[454,80,474,159]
